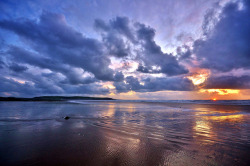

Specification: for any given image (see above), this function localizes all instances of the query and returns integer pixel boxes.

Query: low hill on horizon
[0,96,115,101]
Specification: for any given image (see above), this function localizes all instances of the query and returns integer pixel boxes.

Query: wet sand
[0,101,249,166]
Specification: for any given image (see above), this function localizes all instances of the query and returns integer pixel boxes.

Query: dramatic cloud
[95,17,189,76]
[204,75,250,89]
[0,0,249,99]
[0,59,5,69]
[194,0,250,72]
[114,76,194,93]
[8,63,28,73]
[0,73,109,97]
[0,12,114,81]
[135,23,189,75]
[0,12,189,96]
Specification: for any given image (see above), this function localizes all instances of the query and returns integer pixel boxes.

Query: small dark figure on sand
[64,116,70,120]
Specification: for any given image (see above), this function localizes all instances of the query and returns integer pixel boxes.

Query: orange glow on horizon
[106,89,250,100]
[127,91,135,95]
[199,89,240,95]
[212,98,217,101]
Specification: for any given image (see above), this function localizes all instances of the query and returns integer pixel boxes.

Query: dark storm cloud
[135,23,189,75]
[103,34,131,58]
[204,75,250,89]
[194,0,250,72]
[143,77,194,92]
[95,17,135,43]
[176,45,192,61]
[95,17,188,76]
[0,13,188,80]
[28,71,109,95]
[109,17,136,42]
[0,47,109,96]
[0,11,115,81]
[8,63,28,72]
[0,12,191,96]
[114,71,124,82]
[95,17,133,58]
[62,84,110,95]
[0,72,109,97]
[0,76,39,96]
[114,76,194,93]
[0,59,5,69]
[113,76,142,92]
[6,46,96,85]
[4,1,250,97]
[59,70,97,85]
[0,73,64,96]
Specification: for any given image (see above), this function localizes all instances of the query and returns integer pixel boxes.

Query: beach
[0,100,249,166]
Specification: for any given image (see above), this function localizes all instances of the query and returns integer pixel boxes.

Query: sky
[0,0,250,100]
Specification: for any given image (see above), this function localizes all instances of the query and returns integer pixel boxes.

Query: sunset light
[1,0,250,165]
[102,82,116,90]
[186,69,210,86]
[199,89,240,95]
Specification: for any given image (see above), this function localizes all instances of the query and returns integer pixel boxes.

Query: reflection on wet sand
[0,101,249,165]
[193,105,249,146]
[194,120,212,138]
[206,114,244,122]
[102,104,116,117]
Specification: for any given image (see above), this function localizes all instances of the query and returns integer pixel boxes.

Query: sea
[0,100,249,165]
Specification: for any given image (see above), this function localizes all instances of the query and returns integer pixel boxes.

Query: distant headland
[0,96,115,101]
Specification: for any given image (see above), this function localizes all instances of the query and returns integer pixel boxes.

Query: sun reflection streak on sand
[192,105,247,145]
[193,111,215,145]
[101,104,116,117]
[206,114,244,122]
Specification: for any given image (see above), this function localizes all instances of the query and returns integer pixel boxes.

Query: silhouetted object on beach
[64,116,70,120]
